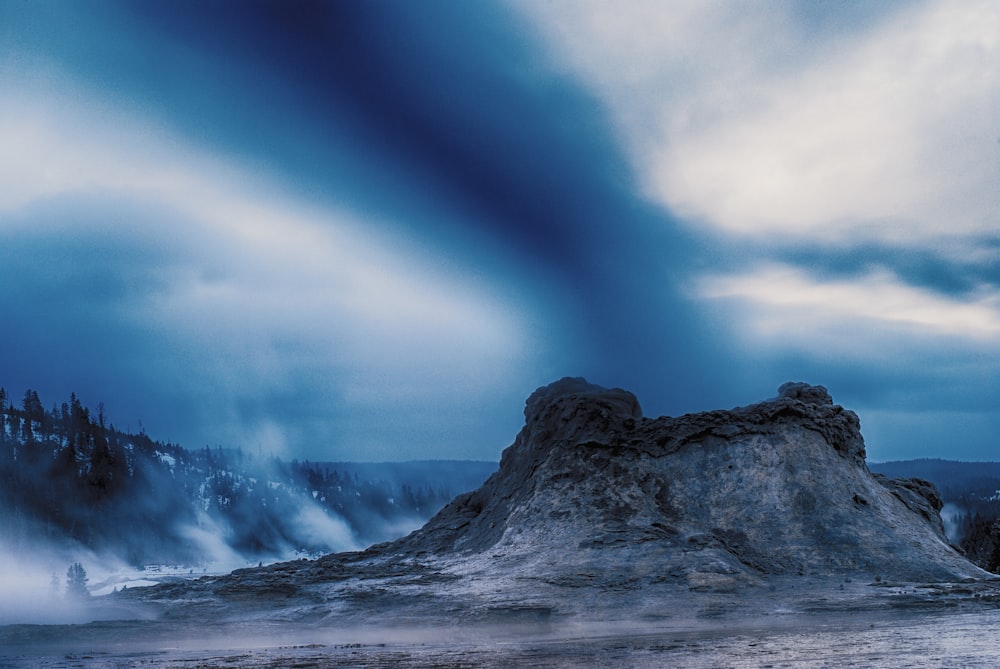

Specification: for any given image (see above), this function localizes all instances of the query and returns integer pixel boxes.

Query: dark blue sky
[1,0,998,461]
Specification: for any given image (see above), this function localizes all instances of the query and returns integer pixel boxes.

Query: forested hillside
[0,387,495,567]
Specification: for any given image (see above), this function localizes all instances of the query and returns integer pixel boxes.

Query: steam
[0,482,368,625]
[0,498,361,626]
[172,491,364,571]
[175,512,248,571]
[940,502,963,544]
[289,505,360,554]
[0,543,63,624]
[0,536,131,625]
[0,413,492,626]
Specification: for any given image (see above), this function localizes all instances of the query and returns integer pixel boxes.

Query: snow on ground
[90,579,159,596]
[155,451,176,468]
[88,561,265,598]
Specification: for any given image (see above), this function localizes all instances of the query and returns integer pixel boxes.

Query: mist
[0,386,498,625]
[0,535,136,625]
[0,491,362,626]
[940,502,963,544]
[0,461,477,625]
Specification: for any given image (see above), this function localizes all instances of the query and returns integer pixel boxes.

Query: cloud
[656,3,1000,246]
[513,0,1000,452]
[514,0,1000,249]
[0,74,538,459]
[5,0,996,464]
[696,263,1000,351]
[690,260,1000,450]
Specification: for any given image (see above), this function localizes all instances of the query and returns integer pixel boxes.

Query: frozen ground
[89,564,231,597]
[3,608,1000,668]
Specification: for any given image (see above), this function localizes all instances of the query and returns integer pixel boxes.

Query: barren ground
[5,593,1000,668]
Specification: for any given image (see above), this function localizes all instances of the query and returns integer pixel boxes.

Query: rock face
[123,378,988,623]
[395,378,977,587]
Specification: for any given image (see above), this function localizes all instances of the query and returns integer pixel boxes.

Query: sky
[0,0,997,462]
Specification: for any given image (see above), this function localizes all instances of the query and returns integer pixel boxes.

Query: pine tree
[66,562,89,599]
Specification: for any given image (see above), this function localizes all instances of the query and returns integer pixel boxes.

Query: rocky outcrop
[393,378,976,586]
[123,378,989,623]
[872,474,948,541]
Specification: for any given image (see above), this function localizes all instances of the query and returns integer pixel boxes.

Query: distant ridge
[872,458,1000,488]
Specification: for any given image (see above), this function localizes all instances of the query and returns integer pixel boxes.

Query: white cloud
[0,81,527,354]
[516,0,1000,389]
[0,74,538,454]
[696,264,1000,351]
[513,0,1000,249]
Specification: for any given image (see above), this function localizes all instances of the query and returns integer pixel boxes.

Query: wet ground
[4,607,1000,668]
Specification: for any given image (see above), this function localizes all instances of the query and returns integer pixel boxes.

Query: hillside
[0,387,496,567]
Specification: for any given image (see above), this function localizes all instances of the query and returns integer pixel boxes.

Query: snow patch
[155,451,176,468]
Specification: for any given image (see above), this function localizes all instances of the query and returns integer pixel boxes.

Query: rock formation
[124,378,989,623]
[385,378,980,593]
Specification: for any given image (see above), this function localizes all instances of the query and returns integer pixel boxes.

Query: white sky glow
[515,0,1000,249]
[0,78,535,458]
[698,264,1000,342]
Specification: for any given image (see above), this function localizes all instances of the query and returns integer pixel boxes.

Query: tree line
[0,387,481,566]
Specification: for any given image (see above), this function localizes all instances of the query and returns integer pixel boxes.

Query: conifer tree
[66,562,89,599]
